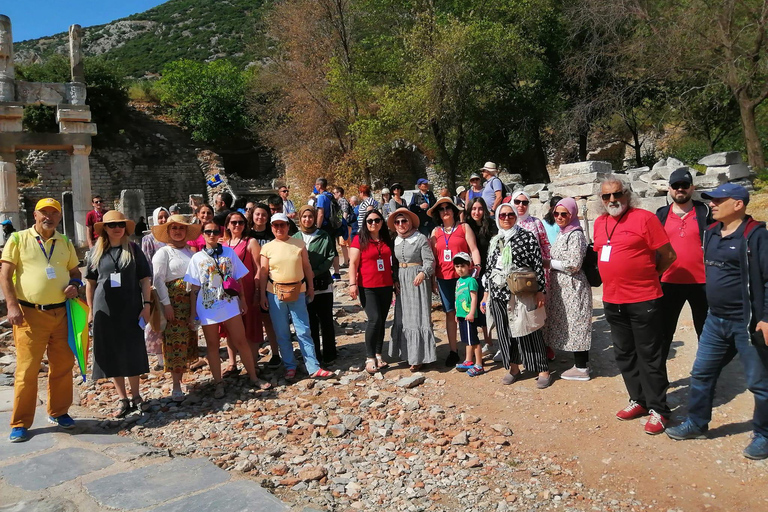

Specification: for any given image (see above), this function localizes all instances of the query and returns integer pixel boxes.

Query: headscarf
[495,203,519,242]
[556,197,582,235]
[297,205,318,234]
[491,203,521,273]
[152,207,170,226]
[513,191,531,222]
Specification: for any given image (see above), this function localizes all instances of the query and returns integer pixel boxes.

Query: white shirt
[152,245,193,305]
[184,245,248,325]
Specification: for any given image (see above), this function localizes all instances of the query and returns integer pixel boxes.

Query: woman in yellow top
[260,213,333,381]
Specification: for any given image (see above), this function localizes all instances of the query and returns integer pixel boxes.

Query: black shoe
[267,353,282,369]
[445,350,460,367]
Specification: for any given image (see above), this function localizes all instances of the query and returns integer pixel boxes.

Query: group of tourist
[2,162,767,462]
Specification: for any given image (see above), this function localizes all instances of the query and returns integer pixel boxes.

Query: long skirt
[162,278,198,373]
[488,297,548,373]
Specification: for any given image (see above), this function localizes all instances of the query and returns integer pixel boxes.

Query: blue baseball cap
[416,178,429,186]
[701,183,750,203]
[1,219,12,226]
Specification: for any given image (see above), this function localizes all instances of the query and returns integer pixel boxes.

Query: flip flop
[377,360,389,370]
[284,369,297,380]
[252,378,272,390]
[409,364,422,372]
[222,366,239,378]
[311,368,334,379]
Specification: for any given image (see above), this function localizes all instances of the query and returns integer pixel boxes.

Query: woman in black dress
[86,211,152,418]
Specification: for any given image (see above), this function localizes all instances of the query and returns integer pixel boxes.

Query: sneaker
[492,350,503,362]
[644,410,668,435]
[455,360,475,371]
[445,350,460,367]
[743,433,768,460]
[48,414,75,429]
[267,353,282,369]
[545,346,555,361]
[332,273,342,281]
[481,345,492,358]
[561,366,590,381]
[9,427,29,443]
[666,419,708,440]
[616,400,648,421]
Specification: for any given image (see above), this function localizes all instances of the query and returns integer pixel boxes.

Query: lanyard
[442,225,456,248]
[107,247,121,272]
[604,208,629,245]
[372,239,384,259]
[422,193,430,205]
[36,237,56,265]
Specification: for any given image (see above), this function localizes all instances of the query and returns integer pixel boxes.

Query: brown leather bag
[273,281,302,302]
[506,269,538,295]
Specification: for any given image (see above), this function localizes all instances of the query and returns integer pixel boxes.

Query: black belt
[18,300,66,311]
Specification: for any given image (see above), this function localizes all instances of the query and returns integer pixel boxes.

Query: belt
[399,263,420,268]
[18,300,66,311]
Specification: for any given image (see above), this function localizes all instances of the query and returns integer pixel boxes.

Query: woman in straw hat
[141,206,170,367]
[151,215,201,401]
[388,208,436,371]
[86,211,152,418]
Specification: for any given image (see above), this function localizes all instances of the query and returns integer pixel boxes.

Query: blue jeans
[267,292,321,375]
[687,314,768,437]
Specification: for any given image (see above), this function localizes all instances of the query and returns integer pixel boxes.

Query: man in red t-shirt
[85,195,105,248]
[594,177,677,435]
[655,168,711,361]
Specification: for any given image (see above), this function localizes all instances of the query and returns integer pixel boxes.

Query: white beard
[606,202,626,217]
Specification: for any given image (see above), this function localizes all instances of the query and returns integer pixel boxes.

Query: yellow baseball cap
[35,198,62,212]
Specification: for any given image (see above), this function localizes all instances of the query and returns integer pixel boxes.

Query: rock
[666,157,685,169]
[3,363,16,375]
[627,167,651,182]
[233,459,254,472]
[490,424,513,436]
[279,477,302,487]
[0,374,13,386]
[327,424,347,438]
[0,354,15,365]
[558,161,612,177]
[650,180,669,195]
[396,374,425,389]
[550,172,609,187]
[465,457,483,468]
[539,190,551,203]
[451,431,468,445]
[694,173,727,189]
[298,466,327,482]
[706,163,750,181]
[652,158,667,169]
[523,183,546,197]
[271,464,289,476]
[343,415,362,430]
[698,151,742,166]
[637,196,669,213]
[548,183,601,199]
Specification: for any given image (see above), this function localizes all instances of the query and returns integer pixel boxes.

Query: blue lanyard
[36,237,56,265]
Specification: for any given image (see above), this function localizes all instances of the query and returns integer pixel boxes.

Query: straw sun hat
[151,214,201,243]
[94,210,135,236]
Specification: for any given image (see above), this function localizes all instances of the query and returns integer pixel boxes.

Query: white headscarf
[513,190,531,223]
[495,203,519,241]
[153,207,170,226]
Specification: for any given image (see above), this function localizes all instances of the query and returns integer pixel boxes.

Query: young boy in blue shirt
[453,252,484,376]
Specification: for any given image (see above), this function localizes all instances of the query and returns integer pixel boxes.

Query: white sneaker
[561,365,590,381]
[481,345,491,358]
[492,350,503,362]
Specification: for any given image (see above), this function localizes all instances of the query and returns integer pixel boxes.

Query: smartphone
[139,317,147,330]
[751,329,766,347]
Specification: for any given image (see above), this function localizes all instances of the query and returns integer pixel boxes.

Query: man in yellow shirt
[0,198,82,442]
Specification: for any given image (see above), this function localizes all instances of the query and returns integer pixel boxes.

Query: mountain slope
[13,0,268,77]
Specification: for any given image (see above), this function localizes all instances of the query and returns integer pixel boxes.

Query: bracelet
[68,278,83,288]
[143,301,151,305]
[349,283,358,287]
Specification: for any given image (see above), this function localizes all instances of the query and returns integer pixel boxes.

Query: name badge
[211,274,222,288]
[110,272,122,287]
[45,266,56,280]
[443,249,452,262]
[376,259,385,272]
[600,245,612,262]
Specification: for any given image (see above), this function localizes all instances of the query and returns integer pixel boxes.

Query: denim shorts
[437,277,458,313]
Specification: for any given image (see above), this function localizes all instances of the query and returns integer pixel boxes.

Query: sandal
[251,378,272,390]
[222,366,240,378]
[376,357,389,370]
[171,389,185,402]
[284,369,297,380]
[113,398,133,419]
[189,358,207,371]
[310,368,334,379]
[214,382,226,399]
[409,364,422,372]
[131,396,144,410]
[467,366,486,377]
[365,359,378,375]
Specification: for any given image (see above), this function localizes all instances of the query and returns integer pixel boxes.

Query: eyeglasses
[203,229,221,236]
[513,199,529,206]
[671,182,691,190]
[394,218,409,225]
[552,211,570,218]
[105,222,126,229]
[497,212,515,220]
[601,191,624,201]
[229,220,245,226]
[366,218,383,225]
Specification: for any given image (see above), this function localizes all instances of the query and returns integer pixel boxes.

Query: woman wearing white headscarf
[141,206,170,364]
[543,198,593,381]
[481,203,551,388]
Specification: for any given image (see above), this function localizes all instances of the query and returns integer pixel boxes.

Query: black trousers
[359,286,393,358]
[604,298,670,416]
[307,292,336,363]
[660,282,708,361]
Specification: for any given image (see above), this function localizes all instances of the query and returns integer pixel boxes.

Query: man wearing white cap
[480,162,504,215]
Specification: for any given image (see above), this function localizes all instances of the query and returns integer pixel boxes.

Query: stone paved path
[0,386,292,512]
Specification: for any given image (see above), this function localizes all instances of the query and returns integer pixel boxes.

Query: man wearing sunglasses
[594,176,677,435]
[655,168,712,361]
[85,195,106,248]
[278,187,296,219]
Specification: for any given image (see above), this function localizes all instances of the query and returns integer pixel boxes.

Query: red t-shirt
[85,209,104,242]
[594,208,669,304]
[434,223,470,280]
[661,209,706,284]
[351,235,394,288]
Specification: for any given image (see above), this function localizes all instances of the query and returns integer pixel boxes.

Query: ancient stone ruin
[0,15,95,246]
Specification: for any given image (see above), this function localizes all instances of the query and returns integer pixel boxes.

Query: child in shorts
[453,252,484,376]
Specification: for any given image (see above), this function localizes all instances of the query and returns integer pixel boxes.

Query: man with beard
[594,177,677,435]
[655,168,712,360]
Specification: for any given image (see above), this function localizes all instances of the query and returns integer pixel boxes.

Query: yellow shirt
[261,237,306,293]
[1,227,80,305]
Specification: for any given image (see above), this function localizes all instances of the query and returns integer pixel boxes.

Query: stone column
[69,144,92,247]
[0,150,19,228]
[0,15,14,102]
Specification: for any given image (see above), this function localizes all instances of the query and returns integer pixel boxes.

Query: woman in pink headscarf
[542,197,593,381]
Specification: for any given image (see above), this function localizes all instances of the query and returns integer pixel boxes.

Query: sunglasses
[513,199,529,206]
[229,220,245,226]
[203,229,221,236]
[601,191,624,201]
[93,200,103,204]
[272,222,288,228]
[671,182,691,190]
[279,189,288,193]
[394,218,409,225]
[105,222,126,229]
[366,217,383,225]
[438,206,453,212]
[552,211,570,218]
[497,212,516,220]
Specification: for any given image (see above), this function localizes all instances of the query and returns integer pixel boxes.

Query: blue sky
[3,1,169,42]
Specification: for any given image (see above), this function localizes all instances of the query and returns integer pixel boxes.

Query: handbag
[273,281,302,302]
[206,245,241,297]
[506,269,538,295]
[313,271,333,291]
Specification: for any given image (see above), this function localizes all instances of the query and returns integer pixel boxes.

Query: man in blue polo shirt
[666,183,768,460]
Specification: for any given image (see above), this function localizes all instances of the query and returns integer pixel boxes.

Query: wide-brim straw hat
[387,207,420,231]
[94,210,136,236]
[152,214,201,244]
[427,197,459,217]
